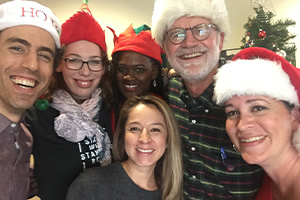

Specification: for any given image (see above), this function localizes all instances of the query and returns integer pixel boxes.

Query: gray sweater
[67,162,161,200]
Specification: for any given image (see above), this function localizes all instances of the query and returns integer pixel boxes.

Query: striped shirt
[168,77,263,200]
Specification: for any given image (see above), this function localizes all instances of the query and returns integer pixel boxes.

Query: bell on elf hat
[213,47,300,106]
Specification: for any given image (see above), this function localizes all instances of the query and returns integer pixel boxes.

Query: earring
[153,79,157,87]
[233,144,238,152]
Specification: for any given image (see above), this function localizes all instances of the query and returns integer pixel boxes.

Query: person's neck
[184,67,218,98]
[121,160,158,191]
[263,146,300,198]
[0,106,22,123]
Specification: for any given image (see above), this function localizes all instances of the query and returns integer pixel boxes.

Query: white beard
[166,38,221,82]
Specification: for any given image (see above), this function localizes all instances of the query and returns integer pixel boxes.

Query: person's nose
[79,62,91,76]
[123,69,135,81]
[181,29,198,47]
[22,52,39,72]
[237,113,254,132]
[139,128,151,143]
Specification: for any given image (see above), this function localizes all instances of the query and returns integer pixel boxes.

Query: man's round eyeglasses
[165,23,220,44]
[64,58,104,72]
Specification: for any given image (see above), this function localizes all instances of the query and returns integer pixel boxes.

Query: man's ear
[218,32,225,52]
[291,107,300,131]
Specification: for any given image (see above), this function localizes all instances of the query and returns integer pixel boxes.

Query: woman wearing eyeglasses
[24,4,112,200]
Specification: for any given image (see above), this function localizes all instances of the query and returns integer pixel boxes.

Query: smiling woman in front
[67,95,183,200]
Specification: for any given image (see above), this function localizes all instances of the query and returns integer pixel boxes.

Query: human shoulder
[168,76,184,87]
[24,106,59,137]
[167,77,185,98]
[67,162,123,200]
[25,106,59,123]
[0,113,13,133]
[76,162,121,182]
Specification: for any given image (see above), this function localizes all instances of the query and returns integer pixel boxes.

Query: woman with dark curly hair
[108,24,165,132]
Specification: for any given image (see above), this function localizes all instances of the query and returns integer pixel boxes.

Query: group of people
[1,0,300,200]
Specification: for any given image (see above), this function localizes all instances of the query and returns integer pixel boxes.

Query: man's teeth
[137,148,154,153]
[181,52,204,59]
[125,85,137,88]
[12,78,35,88]
[241,136,266,143]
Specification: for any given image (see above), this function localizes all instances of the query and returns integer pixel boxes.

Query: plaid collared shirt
[168,77,264,200]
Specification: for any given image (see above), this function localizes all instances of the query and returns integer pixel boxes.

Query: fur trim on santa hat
[214,58,299,106]
[0,0,61,48]
[151,0,230,47]
[214,47,300,106]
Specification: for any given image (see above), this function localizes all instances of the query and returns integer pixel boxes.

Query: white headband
[0,0,61,48]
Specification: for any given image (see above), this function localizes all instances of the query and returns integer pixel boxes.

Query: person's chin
[123,91,138,99]
[12,97,35,112]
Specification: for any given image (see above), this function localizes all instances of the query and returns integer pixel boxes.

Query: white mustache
[175,46,208,57]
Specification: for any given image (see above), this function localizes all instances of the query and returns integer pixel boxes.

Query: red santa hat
[214,47,300,106]
[60,4,106,52]
[108,24,162,64]
[0,0,61,48]
[151,0,230,47]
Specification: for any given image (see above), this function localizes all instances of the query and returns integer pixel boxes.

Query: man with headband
[0,1,61,199]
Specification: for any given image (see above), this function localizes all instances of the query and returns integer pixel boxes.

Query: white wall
[2,0,298,66]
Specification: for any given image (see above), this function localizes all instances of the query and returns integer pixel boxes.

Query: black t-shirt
[25,105,112,200]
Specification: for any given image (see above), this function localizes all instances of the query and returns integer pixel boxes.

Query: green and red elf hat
[60,0,106,52]
[108,24,162,64]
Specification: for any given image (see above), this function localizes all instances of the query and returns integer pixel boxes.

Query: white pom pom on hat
[151,0,230,47]
[213,47,300,106]
[0,0,61,48]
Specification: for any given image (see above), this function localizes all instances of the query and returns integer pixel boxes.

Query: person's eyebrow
[245,98,270,104]
[6,37,30,46]
[6,37,55,57]
[224,103,233,109]
[225,98,270,108]
[151,122,164,127]
[38,46,55,58]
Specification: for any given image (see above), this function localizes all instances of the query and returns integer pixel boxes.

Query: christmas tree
[241,4,297,66]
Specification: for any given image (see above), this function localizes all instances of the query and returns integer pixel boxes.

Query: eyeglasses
[165,24,220,44]
[64,58,103,72]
